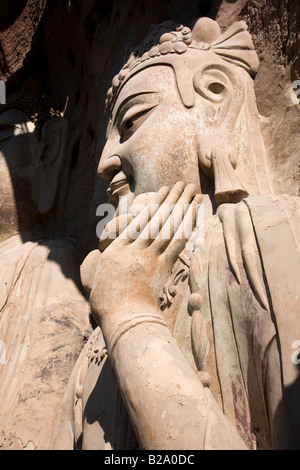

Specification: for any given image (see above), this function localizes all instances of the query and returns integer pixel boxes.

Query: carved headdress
[106,17,260,113]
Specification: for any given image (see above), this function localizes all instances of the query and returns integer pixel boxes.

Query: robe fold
[0,234,90,450]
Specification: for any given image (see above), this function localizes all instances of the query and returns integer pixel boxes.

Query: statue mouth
[107,171,133,202]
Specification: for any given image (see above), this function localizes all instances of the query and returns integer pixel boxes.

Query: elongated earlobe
[210,146,248,204]
[38,117,68,215]
[194,64,248,204]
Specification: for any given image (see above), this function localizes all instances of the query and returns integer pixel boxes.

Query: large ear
[194,63,244,158]
[38,117,68,215]
[194,63,248,204]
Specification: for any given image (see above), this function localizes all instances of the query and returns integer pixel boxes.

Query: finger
[151,184,198,251]
[99,213,133,252]
[120,186,169,243]
[158,194,203,263]
[129,192,162,217]
[135,181,186,247]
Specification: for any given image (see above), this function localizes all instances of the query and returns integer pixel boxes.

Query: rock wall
[1,0,298,253]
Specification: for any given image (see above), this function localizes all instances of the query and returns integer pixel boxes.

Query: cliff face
[0,0,298,251]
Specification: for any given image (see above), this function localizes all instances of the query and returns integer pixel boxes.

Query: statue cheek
[181,163,200,187]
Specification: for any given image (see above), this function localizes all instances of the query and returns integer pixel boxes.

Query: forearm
[103,311,248,450]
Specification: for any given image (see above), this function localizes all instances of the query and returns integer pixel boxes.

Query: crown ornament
[105,17,259,113]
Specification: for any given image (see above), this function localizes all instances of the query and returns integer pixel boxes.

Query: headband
[106,18,259,113]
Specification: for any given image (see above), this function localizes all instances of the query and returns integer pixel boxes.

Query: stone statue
[54,18,300,450]
[0,97,90,450]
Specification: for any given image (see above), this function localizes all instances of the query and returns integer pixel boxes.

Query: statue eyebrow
[113,91,157,123]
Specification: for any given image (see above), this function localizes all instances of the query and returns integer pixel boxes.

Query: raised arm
[87,182,248,450]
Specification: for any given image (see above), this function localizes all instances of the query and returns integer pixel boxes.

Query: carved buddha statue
[0,97,90,449]
[55,18,300,450]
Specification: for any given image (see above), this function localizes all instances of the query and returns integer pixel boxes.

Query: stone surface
[0,0,299,451]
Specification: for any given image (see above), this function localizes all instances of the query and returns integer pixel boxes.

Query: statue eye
[125,119,134,131]
[120,113,147,141]
[120,118,135,141]
[119,103,158,142]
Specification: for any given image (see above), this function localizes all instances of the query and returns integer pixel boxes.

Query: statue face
[99,66,204,207]
[0,109,40,241]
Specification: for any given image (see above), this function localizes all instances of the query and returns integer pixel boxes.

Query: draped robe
[0,234,90,449]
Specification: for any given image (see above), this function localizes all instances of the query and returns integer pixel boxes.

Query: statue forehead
[113,65,178,112]
[111,49,221,115]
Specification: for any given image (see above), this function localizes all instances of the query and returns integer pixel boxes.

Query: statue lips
[107,170,132,202]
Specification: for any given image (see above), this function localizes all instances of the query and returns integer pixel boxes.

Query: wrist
[100,307,167,354]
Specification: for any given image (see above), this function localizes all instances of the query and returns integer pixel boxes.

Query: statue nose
[98,155,122,182]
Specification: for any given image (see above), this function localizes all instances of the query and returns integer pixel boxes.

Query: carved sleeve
[108,316,248,450]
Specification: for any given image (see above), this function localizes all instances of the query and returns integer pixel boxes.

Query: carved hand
[81,183,248,451]
[89,181,202,340]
